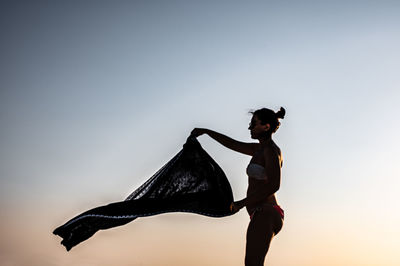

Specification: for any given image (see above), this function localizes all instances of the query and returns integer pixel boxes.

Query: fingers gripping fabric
[53,137,234,251]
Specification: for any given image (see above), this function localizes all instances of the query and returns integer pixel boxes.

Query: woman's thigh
[245,207,282,266]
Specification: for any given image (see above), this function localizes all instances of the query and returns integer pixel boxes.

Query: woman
[191,107,285,266]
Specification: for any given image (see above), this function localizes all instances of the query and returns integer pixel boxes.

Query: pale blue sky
[1,1,400,265]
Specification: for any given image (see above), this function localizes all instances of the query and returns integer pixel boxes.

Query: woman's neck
[258,135,272,145]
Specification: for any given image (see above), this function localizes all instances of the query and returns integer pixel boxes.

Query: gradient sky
[1,1,400,265]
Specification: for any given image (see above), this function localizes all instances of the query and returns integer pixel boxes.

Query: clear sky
[1,1,399,265]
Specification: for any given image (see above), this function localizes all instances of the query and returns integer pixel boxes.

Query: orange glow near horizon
[2,198,400,266]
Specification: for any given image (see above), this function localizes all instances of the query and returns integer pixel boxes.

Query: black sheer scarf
[53,137,234,251]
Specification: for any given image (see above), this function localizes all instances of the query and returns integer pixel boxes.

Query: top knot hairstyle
[250,107,286,134]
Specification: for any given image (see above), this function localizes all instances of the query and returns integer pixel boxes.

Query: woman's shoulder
[261,140,280,154]
[271,141,281,156]
[262,141,283,166]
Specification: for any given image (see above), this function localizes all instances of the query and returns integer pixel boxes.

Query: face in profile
[248,115,270,139]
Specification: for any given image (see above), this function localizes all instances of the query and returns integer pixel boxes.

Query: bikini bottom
[249,203,284,220]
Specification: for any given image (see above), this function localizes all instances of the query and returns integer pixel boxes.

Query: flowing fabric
[53,137,234,251]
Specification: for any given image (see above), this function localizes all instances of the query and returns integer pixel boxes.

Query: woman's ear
[263,123,271,132]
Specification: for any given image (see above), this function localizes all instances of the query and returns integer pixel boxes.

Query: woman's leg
[244,206,283,266]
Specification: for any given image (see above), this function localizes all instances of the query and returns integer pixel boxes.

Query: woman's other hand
[230,200,245,214]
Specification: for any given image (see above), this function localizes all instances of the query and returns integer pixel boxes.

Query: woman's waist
[245,196,277,213]
[246,200,284,220]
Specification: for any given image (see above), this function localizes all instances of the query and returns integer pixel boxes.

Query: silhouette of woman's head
[249,107,285,137]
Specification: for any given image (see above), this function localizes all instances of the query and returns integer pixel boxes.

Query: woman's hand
[191,128,208,138]
[230,200,245,214]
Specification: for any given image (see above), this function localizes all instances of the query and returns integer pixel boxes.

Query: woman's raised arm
[191,128,258,156]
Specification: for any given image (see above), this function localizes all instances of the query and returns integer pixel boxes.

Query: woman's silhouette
[191,107,285,266]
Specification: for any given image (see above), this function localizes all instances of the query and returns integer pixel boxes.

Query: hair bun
[276,107,286,119]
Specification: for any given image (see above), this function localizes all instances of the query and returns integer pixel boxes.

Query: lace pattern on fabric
[53,137,234,251]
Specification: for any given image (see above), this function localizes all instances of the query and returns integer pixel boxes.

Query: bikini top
[246,163,267,181]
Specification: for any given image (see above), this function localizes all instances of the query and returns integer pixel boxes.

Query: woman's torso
[246,140,283,214]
